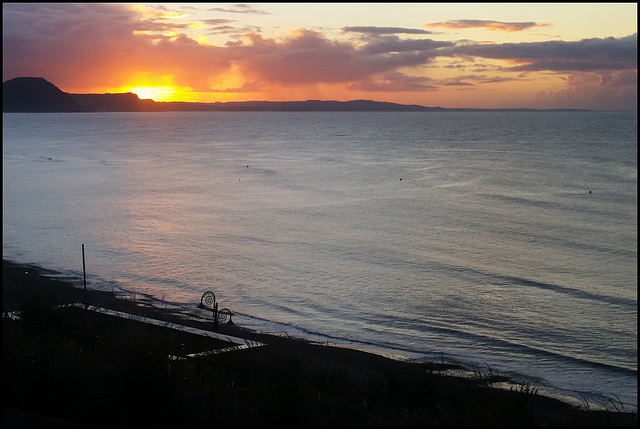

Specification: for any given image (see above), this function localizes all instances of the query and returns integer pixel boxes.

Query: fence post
[82,244,87,309]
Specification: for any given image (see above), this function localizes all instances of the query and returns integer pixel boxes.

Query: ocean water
[3,111,637,411]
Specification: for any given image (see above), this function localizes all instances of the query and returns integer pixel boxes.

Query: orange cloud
[427,19,550,32]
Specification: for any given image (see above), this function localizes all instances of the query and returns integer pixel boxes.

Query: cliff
[2,77,85,112]
[3,77,160,112]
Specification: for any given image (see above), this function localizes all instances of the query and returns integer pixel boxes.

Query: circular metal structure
[200,291,216,308]
[217,307,232,324]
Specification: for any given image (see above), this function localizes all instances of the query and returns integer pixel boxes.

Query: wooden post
[82,244,87,309]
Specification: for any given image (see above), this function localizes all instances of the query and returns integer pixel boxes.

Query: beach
[2,259,636,426]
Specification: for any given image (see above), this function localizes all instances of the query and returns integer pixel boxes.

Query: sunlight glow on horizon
[127,86,176,102]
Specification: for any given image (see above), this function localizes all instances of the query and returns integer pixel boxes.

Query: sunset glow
[127,86,176,101]
[2,3,637,110]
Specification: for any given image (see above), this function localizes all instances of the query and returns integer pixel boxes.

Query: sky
[2,3,637,110]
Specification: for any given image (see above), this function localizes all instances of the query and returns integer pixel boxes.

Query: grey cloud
[201,19,235,26]
[343,26,434,35]
[448,34,637,72]
[348,72,438,91]
[207,4,270,15]
[361,36,454,55]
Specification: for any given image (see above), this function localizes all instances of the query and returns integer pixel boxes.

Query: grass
[2,265,637,426]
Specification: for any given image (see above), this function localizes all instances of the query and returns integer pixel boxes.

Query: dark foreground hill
[3,259,636,426]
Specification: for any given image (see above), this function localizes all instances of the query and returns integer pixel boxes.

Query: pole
[213,302,219,332]
[82,244,87,309]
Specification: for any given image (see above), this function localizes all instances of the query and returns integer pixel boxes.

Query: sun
[128,86,176,102]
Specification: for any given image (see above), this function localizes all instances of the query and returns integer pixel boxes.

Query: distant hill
[159,99,443,112]
[2,77,84,112]
[71,93,161,112]
[2,77,438,112]
[2,77,589,113]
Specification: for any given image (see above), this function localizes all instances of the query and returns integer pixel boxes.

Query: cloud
[536,69,637,110]
[441,75,520,86]
[427,19,549,32]
[2,3,154,84]
[201,18,235,26]
[206,4,270,15]
[343,26,435,36]
[198,18,261,38]
[441,34,637,109]
[228,30,381,84]
[2,3,236,91]
[360,36,453,55]
[347,72,438,91]
[2,4,636,109]
[218,29,452,87]
[447,34,638,72]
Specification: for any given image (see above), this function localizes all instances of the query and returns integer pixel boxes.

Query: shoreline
[3,258,637,426]
[3,258,468,370]
[0,259,616,405]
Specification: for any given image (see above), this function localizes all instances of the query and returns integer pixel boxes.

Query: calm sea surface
[3,111,637,411]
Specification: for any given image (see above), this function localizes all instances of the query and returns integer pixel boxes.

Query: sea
[3,110,637,412]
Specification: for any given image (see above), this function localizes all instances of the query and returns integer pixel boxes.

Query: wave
[233,304,637,377]
[492,274,636,308]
